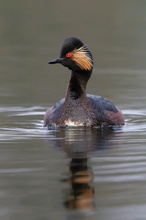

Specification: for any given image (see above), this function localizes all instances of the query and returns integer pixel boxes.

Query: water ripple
[0,106,146,141]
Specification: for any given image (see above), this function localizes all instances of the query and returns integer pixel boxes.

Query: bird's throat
[65,71,91,100]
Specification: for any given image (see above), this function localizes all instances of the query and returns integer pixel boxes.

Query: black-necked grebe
[44,37,124,128]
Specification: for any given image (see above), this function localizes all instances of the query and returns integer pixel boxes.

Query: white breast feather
[64,119,84,126]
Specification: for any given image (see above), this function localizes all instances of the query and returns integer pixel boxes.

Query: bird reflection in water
[47,127,119,213]
[64,156,94,211]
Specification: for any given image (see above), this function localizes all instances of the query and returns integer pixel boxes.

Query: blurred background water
[0,1,146,219]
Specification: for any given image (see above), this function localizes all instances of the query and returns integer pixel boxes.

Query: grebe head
[49,37,93,72]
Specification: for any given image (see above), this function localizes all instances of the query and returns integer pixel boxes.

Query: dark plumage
[44,37,124,128]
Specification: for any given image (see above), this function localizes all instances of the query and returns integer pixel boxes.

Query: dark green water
[1,1,146,219]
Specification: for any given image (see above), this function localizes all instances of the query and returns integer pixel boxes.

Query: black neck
[65,70,92,100]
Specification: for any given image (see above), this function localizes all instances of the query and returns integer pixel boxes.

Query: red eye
[66,52,72,58]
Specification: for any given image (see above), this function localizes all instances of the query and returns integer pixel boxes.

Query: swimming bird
[44,37,124,128]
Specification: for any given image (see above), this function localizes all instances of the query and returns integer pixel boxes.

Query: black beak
[48,57,64,64]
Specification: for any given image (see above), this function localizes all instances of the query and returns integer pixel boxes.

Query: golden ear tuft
[71,46,93,71]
